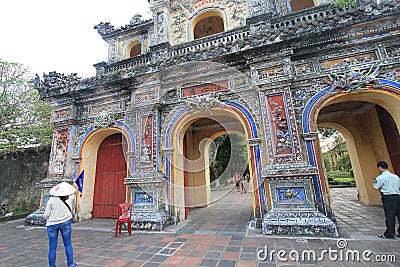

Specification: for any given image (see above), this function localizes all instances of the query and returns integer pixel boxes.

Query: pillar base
[131,209,170,231]
[25,209,46,226]
[263,210,339,237]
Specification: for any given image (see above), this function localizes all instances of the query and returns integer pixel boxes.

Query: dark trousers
[382,195,400,238]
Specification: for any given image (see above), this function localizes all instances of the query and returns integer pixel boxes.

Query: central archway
[163,101,264,222]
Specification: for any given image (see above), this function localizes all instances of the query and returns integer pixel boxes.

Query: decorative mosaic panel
[194,0,216,9]
[258,65,284,80]
[276,187,306,204]
[294,62,313,76]
[54,109,71,121]
[233,76,250,88]
[180,81,228,97]
[268,179,314,210]
[51,129,69,174]
[266,93,293,156]
[262,87,302,163]
[136,91,156,106]
[386,45,400,58]
[140,115,154,165]
[134,191,154,206]
[90,102,123,115]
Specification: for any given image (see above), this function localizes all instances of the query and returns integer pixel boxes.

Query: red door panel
[92,133,127,218]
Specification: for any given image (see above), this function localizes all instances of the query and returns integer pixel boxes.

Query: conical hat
[49,182,76,196]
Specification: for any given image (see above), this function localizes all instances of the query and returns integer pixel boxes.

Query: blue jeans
[46,219,76,267]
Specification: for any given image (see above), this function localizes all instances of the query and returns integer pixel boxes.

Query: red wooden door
[92,133,127,218]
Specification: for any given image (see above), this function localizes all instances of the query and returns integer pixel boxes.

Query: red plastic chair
[115,203,132,237]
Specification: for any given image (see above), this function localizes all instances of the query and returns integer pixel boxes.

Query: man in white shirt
[373,161,400,239]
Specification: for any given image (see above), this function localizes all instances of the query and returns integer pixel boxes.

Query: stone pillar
[149,0,171,46]
[124,171,171,230]
[247,0,275,18]
[25,103,78,225]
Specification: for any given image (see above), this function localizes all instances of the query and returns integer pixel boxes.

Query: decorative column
[247,0,275,18]
[258,85,338,237]
[124,171,171,230]
[25,77,80,225]
[149,0,171,46]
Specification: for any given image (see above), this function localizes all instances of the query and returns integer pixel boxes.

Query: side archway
[303,80,400,212]
[74,122,135,220]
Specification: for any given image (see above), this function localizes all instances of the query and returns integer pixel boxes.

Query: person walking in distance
[373,161,400,239]
[234,172,240,192]
[44,182,77,267]
[240,175,247,194]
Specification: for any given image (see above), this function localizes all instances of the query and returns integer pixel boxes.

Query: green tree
[318,126,337,139]
[331,0,357,8]
[338,152,351,171]
[209,134,248,182]
[0,60,53,153]
[318,127,352,172]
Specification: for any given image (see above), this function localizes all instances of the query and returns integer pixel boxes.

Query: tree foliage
[209,134,248,182]
[331,0,357,8]
[318,127,351,172]
[0,60,53,154]
[318,126,337,139]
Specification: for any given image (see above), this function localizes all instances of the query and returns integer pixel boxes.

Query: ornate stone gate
[26,0,400,237]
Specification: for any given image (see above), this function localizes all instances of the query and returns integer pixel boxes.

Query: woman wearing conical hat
[44,182,77,267]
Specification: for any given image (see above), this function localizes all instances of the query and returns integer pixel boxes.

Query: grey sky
[0,0,151,78]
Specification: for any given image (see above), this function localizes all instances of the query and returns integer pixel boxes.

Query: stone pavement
[1,186,400,267]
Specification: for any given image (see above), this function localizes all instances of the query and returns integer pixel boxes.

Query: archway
[192,10,225,39]
[318,99,400,206]
[302,78,400,219]
[74,124,135,220]
[92,133,127,218]
[164,102,264,222]
[127,40,142,58]
[313,87,400,208]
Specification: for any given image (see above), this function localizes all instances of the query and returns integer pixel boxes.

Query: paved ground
[1,185,400,267]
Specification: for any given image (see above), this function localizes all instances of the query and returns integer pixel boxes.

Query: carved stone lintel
[162,147,174,155]
[262,163,318,178]
[126,151,135,158]
[247,138,261,146]
[72,157,82,163]
[302,132,318,141]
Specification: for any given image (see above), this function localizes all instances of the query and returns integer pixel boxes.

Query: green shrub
[327,170,353,179]
[11,199,37,215]
[331,0,358,8]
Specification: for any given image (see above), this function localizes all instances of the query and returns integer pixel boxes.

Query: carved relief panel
[49,128,70,176]
[248,0,271,17]
[261,87,302,164]
[136,112,158,171]
[251,58,292,85]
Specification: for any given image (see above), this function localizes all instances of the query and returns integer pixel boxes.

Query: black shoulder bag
[60,197,72,214]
